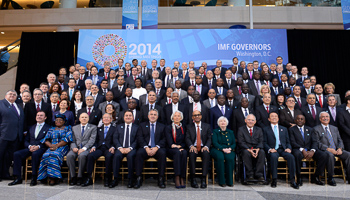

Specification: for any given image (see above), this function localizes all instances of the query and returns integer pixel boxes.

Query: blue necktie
[300,127,304,140]
[104,126,108,139]
[81,126,85,148]
[273,125,279,149]
[219,87,222,95]
[150,124,155,147]
[284,82,287,89]
[325,127,336,149]
[209,80,212,89]
[244,108,248,117]
[221,106,225,115]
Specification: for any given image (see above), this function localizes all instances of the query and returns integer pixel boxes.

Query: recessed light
[53,31,56,32]
[0,32,4,34]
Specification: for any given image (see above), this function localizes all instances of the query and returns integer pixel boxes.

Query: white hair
[217,116,229,127]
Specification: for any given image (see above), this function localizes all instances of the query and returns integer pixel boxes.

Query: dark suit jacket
[202,77,217,90]
[137,122,166,148]
[232,107,254,137]
[214,87,227,97]
[24,102,52,128]
[232,86,242,96]
[270,86,284,96]
[301,105,322,128]
[300,88,314,98]
[125,76,137,89]
[163,103,188,125]
[185,122,212,148]
[77,107,102,126]
[181,80,196,91]
[293,96,307,110]
[209,105,233,130]
[325,106,340,126]
[289,125,317,150]
[117,110,141,125]
[234,94,255,109]
[111,84,127,102]
[223,78,236,89]
[119,97,139,111]
[237,126,264,150]
[98,89,110,97]
[140,104,165,124]
[24,123,50,149]
[93,125,116,149]
[255,104,278,128]
[296,76,308,86]
[92,94,106,108]
[248,80,266,97]
[263,124,291,152]
[165,125,186,149]
[315,95,328,109]
[279,108,303,128]
[337,108,350,145]
[75,79,86,91]
[254,95,278,108]
[114,123,138,149]
[187,103,209,125]
[0,100,25,141]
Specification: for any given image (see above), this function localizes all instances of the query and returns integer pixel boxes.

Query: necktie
[221,106,225,115]
[183,71,186,79]
[168,99,171,104]
[211,99,213,108]
[119,86,122,92]
[266,81,269,85]
[284,82,287,89]
[245,108,248,117]
[150,124,156,147]
[266,106,269,113]
[275,87,278,95]
[209,80,212,89]
[156,89,159,95]
[239,86,241,95]
[256,80,260,95]
[249,71,252,79]
[274,125,279,149]
[297,98,301,108]
[150,104,154,110]
[134,76,136,81]
[81,125,85,137]
[197,85,200,93]
[232,74,235,80]
[44,95,47,103]
[192,80,194,86]
[311,105,316,120]
[124,125,130,147]
[229,101,232,107]
[104,126,108,139]
[228,80,231,88]
[69,89,73,100]
[319,95,323,108]
[36,104,40,112]
[88,107,91,116]
[331,107,336,121]
[219,87,222,95]
[53,105,56,112]
[80,75,83,80]
[299,127,305,140]
[249,128,252,137]
[35,124,42,139]
[93,76,96,85]
[325,127,336,149]
[166,76,170,87]
[196,126,201,152]
[194,103,198,111]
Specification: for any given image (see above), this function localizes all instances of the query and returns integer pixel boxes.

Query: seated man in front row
[263,112,299,189]
[9,111,50,186]
[237,114,265,182]
[313,111,350,186]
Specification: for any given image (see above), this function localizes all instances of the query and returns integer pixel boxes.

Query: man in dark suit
[314,112,350,185]
[248,72,265,97]
[157,87,173,108]
[107,70,118,90]
[186,110,211,188]
[98,91,120,115]
[256,93,278,128]
[232,77,243,96]
[154,79,165,101]
[73,71,86,91]
[289,114,328,186]
[194,75,208,101]
[213,78,227,97]
[24,88,52,129]
[180,85,195,105]
[337,95,350,151]
[77,96,102,126]
[234,84,256,108]
[111,76,127,103]
[125,68,139,89]
[90,84,106,108]
[293,86,307,110]
[168,68,184,89]
[64,78,76,101]
[86,66,103,88]
[182,70,197,91]
[300,78,314,98]
[0,90,25,180]
[279,96,303,128]
[314,84,328,109]
[118,99,141,125]
[98,65,110,79]
[326,95,340,126]
[202,70,216,90]
[119,88,139,111]
[140,91,164,123]
[82,113,116,187]
[163,91,187,125]
[270,78,284,97]
[263,112,299,189]
[237,114,265,181]
[301,94,322,128]
[223,70,235,90]
[98,79,110,97]
[134,109,167,188]
[232,97,254,136]
[8,111,49,186]
[209,95,233,130]
[296,67,309,86]
[212,60,226,78]
[187,91,209,125]
[111,110,138,188]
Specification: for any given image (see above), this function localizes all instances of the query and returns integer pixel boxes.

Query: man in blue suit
[0,90,25,181]
[8,111,50,186]
[263,112,299,189]
[210,95,233,130]
[111,110,138,188]
[87,66,103,88]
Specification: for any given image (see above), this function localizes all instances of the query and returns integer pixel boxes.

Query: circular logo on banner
[92,34,127,67]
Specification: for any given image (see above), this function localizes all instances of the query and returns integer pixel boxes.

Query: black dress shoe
[77,178,82,186]
[271,179,277,188]
[109,180,118,188]
[69,177,77,186]
[8,178,22,186]
[158,177,166,188]
[134,176,142,189]
[257,177,265,181]
[328,178,337,186]
[82,178,93,187]
[313,176,324,186]
[219,184,226,187]
[40,179,48,184]
[127,179,134,188]
[290,181,299,189]
[191,178,198,188]
[30,178,37,186]
[297,178,303,186]
[104,178,110,187]
[200,178,207,188]
[247,176,254,181]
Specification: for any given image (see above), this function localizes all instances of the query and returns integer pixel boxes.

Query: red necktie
[168,99,171,104]
[319,95,323,108]
[36,104,40,112]
[239,86,242,95]
[196,126,201,152]
[204,70,206,75]
[80,75,83,80]
[88,107,91,116]
[105,73,108,79]
[266,106,269,113]
[134,76,136,81]
[249,128,253,137]
[297,98,301,108]
[192,81,194,86]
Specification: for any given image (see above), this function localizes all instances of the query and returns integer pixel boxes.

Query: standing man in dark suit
[187,91,209,125]
[337,95,350,150]
[186,110,211,188]
[300,78,313,98]
[90,84,106,108]
[24,88,52,128]
[111,76,127,103]
[237,114,265,181]
[0,90,25,180]
[289,114,328,186]
[98,91,120,115]
[293,86,307,110]
[256,93,278,128]
[111,110,138,188]
[223,70,235,90]
[232,97,254,135]
[234,84,256,109]
[326,95,339,126]
[194,75,208,101]
[134,109,167,189]
[118,98,141,125]
[98,79,110,97]
[263,112,299,189]
[248,72,265,97]
[8,111,49,186]
[163,91,187,125]
[301,94,322,128]
[314,84,328,109]
[107,69,118,90]
[314,112,350,185]
[214,78,227,97]
[279,96,303,128]
[73,71,86,91]
[202,70,216,90]
[140,91,164,123]
[270,78,284,97]
[210,95,233,130]
[125,67,139,89]
[119,88,138,111]
[77,96,102,126]
[232,77,243,97]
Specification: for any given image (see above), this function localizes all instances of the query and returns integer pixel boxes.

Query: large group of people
[1,56,350,190]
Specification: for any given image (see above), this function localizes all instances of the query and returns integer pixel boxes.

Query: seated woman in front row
[37,114,73,185]
[210,116,236,187]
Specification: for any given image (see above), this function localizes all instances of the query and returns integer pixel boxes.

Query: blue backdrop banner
[77,29,288,69]
[142,0,158,29]
[342,0,350,30]
[122,0,138,29]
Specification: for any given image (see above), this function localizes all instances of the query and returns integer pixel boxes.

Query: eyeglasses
[193,114,202,117]
[34,93,43,96]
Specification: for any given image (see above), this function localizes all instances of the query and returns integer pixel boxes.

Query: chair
[92,156,106,183]
[240,155,268,185]
[186,157,209,184]
[300,158,316,182]
[25,156,32,182]
[211,158,235,185]
[142,157,174,181]
[323,157,346,184]
[10,0,23,9]
[40,1,54,8]
[276,157,289,182]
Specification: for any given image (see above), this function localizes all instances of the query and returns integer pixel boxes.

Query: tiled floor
[1,178,350,200]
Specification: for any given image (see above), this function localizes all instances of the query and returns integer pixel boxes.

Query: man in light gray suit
[203,89,217,109]
[168,68,184,89]
[98,91,120,116]
[313,111,350,186]
[107,69,118,90]
[67,113,97,185]
[173,80,188,102]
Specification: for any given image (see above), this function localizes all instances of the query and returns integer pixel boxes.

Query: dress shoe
[257,177,265,181]
[290,181,299,189]
[247,176,254,181]
[30,178,37,186]
[104,177,110,187]
[227,184,233,187]
[219,184,226,187]
[297,178,303,186]
[134,176,142,189]
[328,178,337,186]
[271,179,277,188]
[69,177,77,186]
[81,177,93,187]
[77,178,82,186]
[109,180,118,188]
[158,177,166,188]
[49,178,59,186]
[40,179,48,184]
[191,179,198,188]
[127,179,134,188]
[8,178,22,186]
[200,178,207,188]
[312,176,324,186]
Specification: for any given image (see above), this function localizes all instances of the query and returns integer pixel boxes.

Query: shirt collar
[37,122,45,126]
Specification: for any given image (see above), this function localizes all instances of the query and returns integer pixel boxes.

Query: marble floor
[1,177,350,200]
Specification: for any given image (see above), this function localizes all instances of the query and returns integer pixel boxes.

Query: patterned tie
[311,105,316,120]
[319,95,323,108]
[196,125,201,152]
[150,124,156,147]
[124,125,130,147]
[325,127,336,149]
[249,71,252,79]
[35,124,42,139]
[300,127,304,140]
[221,106,225,115]
[274,125,279,149]
[245,108,249,117]
[80,75,83,80]
[36,104,40,112]
[192,80,194,86]
[53,105,56,112]
[156,89,159,95]
[194,103,198,111]
[69,89,73,100]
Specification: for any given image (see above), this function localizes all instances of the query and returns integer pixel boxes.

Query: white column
[59,0,77,8]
